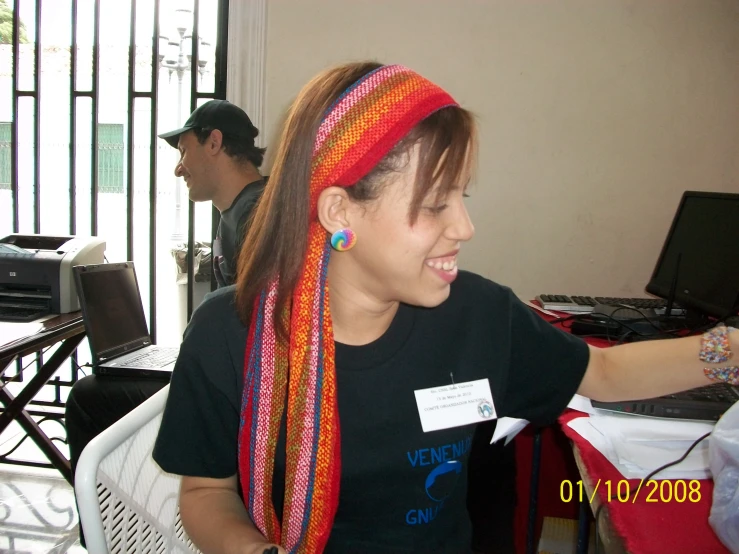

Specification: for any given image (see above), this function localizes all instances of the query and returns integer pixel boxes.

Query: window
[0,0,230,476]
[96,123,124,194]
[1,0,229,342]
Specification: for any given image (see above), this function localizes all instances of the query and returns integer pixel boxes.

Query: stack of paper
[567,410,714,480]
[489,393,713,480]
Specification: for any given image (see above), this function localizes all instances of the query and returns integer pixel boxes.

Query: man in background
[65,100,267,543]
[159,99,266,286]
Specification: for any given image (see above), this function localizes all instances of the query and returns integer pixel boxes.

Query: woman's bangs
[410,107,477,221]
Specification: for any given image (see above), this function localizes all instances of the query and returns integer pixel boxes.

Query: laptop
[73,262,179,379]
[590,382,739,422]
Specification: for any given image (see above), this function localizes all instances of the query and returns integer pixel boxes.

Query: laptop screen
[75,263,150,358]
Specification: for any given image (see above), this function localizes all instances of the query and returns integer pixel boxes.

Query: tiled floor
[0,465,84,553]
[1,409,84,553]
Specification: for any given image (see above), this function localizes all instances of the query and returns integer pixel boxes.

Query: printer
[0,234,106,321]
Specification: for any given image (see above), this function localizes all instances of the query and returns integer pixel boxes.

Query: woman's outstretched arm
[579,327,738,401]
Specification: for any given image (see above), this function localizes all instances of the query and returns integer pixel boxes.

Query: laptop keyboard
[663,383,739,403]
[124,348,179,368]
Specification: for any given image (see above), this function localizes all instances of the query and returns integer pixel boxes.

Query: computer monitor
[646,191,739,318]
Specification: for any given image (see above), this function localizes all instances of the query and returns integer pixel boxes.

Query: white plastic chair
[75,384,200,553]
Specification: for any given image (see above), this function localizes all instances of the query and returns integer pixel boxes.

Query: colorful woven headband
[238,65,458,553]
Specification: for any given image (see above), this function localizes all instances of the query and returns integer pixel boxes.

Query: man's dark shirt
[213,178,266,287]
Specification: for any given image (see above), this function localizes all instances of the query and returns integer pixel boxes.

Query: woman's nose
[448,201,475,242]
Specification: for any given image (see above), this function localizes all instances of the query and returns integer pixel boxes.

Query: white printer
[0,234,106,321]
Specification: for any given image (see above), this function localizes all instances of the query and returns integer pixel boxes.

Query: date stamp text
[560,479,702,504]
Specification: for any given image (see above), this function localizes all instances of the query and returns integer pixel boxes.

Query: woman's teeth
[426,259,458,272]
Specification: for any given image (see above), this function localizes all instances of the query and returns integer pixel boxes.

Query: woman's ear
[316,187,351,234]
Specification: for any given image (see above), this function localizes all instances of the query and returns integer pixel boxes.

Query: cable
[552,305,726,344]
[610,304,684,336]
[564,309,687,343]
[69,358,91,378]
[593,305,687,339]
[592,432,711,554]
[615,330,635,346]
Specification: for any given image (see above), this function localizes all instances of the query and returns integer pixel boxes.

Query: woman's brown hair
[235,62,477,335]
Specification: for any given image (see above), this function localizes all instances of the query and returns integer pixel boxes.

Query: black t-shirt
[153,271,589,553]
[213,178,266,287]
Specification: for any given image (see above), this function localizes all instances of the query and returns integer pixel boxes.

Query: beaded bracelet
[699,325,733,364]
[700,325,738,386]
[703,365,739,386]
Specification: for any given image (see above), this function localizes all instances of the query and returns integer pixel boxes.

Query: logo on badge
[477,400,494,419]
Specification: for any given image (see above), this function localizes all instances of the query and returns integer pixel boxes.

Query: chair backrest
[74,384,200,553]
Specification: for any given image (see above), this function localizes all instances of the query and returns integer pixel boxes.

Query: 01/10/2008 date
[560,479,702,504]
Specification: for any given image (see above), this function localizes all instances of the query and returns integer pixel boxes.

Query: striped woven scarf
[238,65,458,553]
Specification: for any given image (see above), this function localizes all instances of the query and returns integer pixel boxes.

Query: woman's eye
[424,204,448,214]
[463,193,470,199]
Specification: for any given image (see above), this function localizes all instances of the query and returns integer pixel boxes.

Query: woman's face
[340,146,475,308]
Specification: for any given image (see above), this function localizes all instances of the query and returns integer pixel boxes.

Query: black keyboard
[664,383,739,403]
[536,294,682,315]
[592,382,739,421]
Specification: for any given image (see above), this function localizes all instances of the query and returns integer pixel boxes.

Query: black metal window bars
[1,0,229,472]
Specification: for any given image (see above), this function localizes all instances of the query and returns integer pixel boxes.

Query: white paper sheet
[568,394,595,414]
[567,412,714,480]
[490,394,596,445]
[589,409,714,442]
[0,321,44,349]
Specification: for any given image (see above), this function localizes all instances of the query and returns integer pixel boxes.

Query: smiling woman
[150,60,736,554]
[151,62,552,554]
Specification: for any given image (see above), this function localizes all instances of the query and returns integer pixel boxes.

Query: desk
[560,411,729,554]
[0,313,86,483]
[516,308,727,554]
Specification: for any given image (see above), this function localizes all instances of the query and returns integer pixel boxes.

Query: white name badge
[414,378,496,433]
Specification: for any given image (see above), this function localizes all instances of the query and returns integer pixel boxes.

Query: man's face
[174,130,216,202]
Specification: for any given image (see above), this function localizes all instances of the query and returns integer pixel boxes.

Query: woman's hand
[179,475,286,554]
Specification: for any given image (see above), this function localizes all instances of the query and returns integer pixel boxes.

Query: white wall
[261,0,739,299]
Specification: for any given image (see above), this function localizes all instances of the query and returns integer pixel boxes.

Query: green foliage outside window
[0,0,29,44]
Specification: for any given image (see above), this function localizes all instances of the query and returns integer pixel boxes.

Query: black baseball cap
[158,99,259,148]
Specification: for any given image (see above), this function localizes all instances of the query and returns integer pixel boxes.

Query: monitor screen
[646,192,739,318]
[75,263,150,357]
